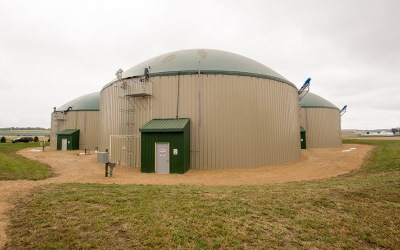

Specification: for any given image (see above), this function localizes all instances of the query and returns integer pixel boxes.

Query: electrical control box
[97,152,109,163]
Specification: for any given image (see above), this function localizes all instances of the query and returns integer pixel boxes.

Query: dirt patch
[0,144,372,247]
[17,144,373,185]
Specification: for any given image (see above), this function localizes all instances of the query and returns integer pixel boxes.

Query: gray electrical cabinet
[97,152,109,163]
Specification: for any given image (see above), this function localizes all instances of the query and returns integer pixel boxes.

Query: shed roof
[300,92,339,110]
[56,129,80,135]
[140,118,190,133]
[103,49,295,90]
[57,92,100,112]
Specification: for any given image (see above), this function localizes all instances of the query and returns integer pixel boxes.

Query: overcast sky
[1,0,399,130]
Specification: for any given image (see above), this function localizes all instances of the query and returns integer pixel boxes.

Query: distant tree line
[0,127,49,130]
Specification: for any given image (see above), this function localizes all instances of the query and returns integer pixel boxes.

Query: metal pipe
[176,73,180,118]
[105,148,109,177]
[197,61,201,151]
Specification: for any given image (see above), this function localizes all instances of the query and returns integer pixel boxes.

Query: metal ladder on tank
[116,69,153,167]
[120,86,135,166]
[116,69,135,167]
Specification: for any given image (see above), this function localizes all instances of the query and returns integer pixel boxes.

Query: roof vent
[116,69,123,80]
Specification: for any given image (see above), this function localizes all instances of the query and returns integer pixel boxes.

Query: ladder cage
[109,135,141,167]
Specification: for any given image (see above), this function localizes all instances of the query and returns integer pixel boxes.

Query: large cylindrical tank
[50,92,100,150]
[299,92,342,148]
[100,49,300,169]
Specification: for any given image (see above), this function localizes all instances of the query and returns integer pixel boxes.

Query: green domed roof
[103,49,294,89]
[57,92,100,112]
[300,92,339,110]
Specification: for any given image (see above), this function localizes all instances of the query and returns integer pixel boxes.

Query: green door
[300,132,307,149]
[300,126,307,149]
[300,131,307,149]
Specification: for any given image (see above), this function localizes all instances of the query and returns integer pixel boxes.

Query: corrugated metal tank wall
[299,108,342,148]
[99,84,120,151]
[50,111,100,150]
[100,74,300,169]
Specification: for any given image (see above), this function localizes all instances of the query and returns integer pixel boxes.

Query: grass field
[4,139,400,249]
[0,129,50,143]
[0,142,54,180]
[0,129,50,136]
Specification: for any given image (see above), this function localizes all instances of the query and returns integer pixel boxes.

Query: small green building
[140,118,190,174]
[57,129,80,150]
[300,126,307,149]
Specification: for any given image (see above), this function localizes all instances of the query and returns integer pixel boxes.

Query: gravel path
[0,144,373,247]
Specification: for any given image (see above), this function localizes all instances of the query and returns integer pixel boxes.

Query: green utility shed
[56,129,80,150]
[300,126,307,149]
[140,118,190,174]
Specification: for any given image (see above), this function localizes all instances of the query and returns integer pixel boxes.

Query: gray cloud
[0,0,399,129]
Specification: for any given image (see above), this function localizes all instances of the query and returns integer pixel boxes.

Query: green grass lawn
[0,142,54,180]
[4,140,400,249]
